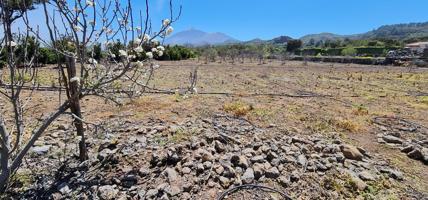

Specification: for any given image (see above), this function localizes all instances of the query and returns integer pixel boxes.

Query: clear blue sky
[14,0,428,41]
[151,0,428,40]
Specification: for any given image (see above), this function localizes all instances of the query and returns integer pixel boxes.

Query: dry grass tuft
[223,101,253,117]
[335,118,360,133]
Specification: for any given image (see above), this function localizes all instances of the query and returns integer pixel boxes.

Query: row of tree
[0,37,196,68]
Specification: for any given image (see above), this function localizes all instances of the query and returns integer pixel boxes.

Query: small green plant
[419,96,428,105]
[169,127,197,143]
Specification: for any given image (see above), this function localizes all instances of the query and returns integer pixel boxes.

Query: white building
[405,42,428,53]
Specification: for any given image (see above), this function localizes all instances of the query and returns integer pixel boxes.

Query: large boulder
[340,144,363,161]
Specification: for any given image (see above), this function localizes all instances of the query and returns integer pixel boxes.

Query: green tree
[341,47,357,57]
[286,39,303,52]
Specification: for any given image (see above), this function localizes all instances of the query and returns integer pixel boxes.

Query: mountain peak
[165,29,239,46]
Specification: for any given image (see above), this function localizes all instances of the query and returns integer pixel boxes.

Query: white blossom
[166,27,174,36]
[163,19,171,27]
[86,0,95,6]
[151,48,158,53]
[143,34,150,42]
[119,50,128,57]
[9,41,17,47]
[152,39,159,46]
[135,61,144,68]
[157,46,165,51]
[134,46,144,53]
[103,28,113,35]
[133,38,142,45]
[157,51,163,57]
[128,54,136,59]
[88,58,98,64]
[73,25,83,32]
[103,41,110,47]
[146,52,153,59]
[110,54,116,58]
[70,77,80,83]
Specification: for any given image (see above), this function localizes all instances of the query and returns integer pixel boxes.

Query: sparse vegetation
[223,101,254,116]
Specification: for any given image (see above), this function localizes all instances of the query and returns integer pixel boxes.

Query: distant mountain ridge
[166,21,428,46]
[300,22,428,44]
[164,29,239,46]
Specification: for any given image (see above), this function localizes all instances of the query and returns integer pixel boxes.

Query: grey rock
[214,165,224,175]
[222,164,236,178]
[265,167,280,178]
[253,163,264,179]
[242,148,255,156]
[31,145,51,155]
[408,149,423,160]
[278,176,290,187]
[165,185,181,197]
[121,175,138,188]
[400,145,414,153]
[231,155,249,169]
[352,176,367,191]
[98,185,119,200]
[340,145,363,161]
[290,171,300,182]
[219,176,231,188]
[297,154,307,166]
[267,151,279,161]
[58,184,71,195]
[250,155,265,163]
[382,135,403,144]
[183,183,193,192]
[203,161,213,169]
[138,168,150,177]
[57,124,69,131]
[270,158,281,167]
[145,189,159,198]
[164,168,179,183]
[358,171,376,181]
[422,148,428,164]
[196,163,205,173]
[137,190,146,199]
[316,163,328,171]
[380,168,403,180]
[182,167,191,174]
[197,149,214,162]
[214,140,226,153]
[242,168,255,184]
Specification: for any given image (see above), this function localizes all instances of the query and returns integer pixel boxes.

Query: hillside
[300,22,428,44]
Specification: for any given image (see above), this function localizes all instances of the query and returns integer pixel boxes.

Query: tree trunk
[65,56,88,161]
[0,116,11,193]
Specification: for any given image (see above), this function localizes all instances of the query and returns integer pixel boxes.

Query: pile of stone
[15,115,419,199]
[374,117,428,165]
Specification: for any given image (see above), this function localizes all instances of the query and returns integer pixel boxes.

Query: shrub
[341,47,357,57]
[38,47,58,64]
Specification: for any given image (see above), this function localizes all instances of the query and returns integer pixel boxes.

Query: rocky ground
[7,114,426,199]
[374,116,428,165]
[2,60,428,199]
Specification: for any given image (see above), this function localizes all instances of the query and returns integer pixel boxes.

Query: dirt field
[2,60,428,199]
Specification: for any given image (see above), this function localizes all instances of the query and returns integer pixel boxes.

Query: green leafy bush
[341,47,357,56]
